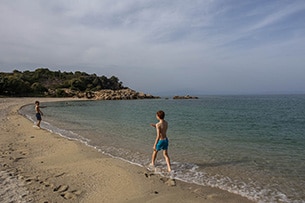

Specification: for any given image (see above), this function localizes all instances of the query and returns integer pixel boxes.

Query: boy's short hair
[35,101,39,104]
[156,110,165,119]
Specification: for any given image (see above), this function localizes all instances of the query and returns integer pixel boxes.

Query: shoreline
[0,97,254,203]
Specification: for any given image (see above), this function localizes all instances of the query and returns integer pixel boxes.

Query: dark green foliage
[55,89,68,97]
[0,68,125,97]
[31,82,48,94]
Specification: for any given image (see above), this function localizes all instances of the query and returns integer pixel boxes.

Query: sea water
[19,95,305,203]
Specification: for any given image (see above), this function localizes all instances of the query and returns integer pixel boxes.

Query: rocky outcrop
[47,88,160,100]
[173,95,198,99]
[93,89,160,100]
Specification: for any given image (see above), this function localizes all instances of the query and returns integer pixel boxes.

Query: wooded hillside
[0,68,125,97]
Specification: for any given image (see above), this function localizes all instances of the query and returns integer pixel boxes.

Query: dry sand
[0,97,255,203]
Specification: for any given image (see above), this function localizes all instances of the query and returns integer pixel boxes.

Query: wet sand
[0,97,254,203]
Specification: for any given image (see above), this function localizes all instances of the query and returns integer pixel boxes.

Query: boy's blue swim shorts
[36,113,42,121]
[156,138,169,151]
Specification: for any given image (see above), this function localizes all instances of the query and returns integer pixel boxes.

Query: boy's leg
[151,150,158,166]
[163,150,171,172]
[37,119,41,128]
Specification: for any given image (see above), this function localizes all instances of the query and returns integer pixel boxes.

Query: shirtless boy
[150,110,171,172]
[35,101,43,128]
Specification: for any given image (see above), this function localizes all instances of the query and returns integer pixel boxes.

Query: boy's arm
[38,107,43,116]
[153,125,161,150]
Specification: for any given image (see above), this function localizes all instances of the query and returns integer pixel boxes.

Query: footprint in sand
[160,177,176,186]
[61,192,76,200]
[53,185,82,200]
[60,190,82,200]
[19,151,28,156]
[53,184,69,193]
[144,172,155,178]
[13,157,24,163]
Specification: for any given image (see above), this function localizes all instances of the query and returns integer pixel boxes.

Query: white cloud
[246,2,305,32]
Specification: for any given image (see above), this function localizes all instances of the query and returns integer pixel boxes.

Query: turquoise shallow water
[20,95,305,203]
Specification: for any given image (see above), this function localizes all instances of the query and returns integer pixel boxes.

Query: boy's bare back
[156,120,168,140]
[35,105,40,113]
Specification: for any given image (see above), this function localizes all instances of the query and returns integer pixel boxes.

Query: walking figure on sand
[35,101,43,128]
[150,110,171,172]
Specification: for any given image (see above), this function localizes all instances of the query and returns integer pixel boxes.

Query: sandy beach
[0,97,254,203]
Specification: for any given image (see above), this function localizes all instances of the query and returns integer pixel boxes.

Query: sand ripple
[0,170,28,203]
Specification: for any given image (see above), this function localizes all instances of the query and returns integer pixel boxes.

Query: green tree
[70,78,86,91]
[109,76,123,90]
[4,76,31,95]
[31,82,47,94]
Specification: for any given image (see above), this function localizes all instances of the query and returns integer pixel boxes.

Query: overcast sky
[1,0,305,95]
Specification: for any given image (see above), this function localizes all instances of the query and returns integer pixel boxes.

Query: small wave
[168,162,296,203]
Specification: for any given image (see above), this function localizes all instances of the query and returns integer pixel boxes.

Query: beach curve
[0,97,254,203]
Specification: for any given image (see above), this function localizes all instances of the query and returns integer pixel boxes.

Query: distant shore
[0,97,254,202]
